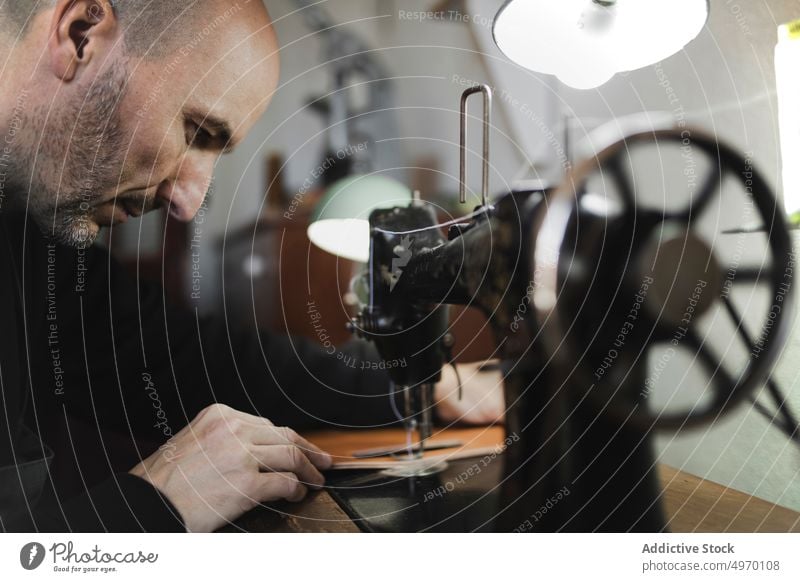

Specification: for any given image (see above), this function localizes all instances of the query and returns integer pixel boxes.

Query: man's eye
[186,122,214,147]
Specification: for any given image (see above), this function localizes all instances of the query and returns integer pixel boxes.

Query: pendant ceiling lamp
[493,0,709,89]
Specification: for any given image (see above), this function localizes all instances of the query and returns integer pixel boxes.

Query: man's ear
[48,0,118,82]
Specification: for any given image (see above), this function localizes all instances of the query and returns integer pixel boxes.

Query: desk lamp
[307,175,413,263]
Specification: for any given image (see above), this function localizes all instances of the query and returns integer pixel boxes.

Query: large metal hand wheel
[531,126,794,430]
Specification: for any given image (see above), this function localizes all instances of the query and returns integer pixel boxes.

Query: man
[0,1,503,532]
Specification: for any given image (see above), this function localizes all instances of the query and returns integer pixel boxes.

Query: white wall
[208,0,520,230]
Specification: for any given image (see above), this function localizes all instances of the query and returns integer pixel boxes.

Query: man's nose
[156,156,215,222]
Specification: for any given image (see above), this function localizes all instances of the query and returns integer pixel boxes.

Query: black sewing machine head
[344,85,795,530]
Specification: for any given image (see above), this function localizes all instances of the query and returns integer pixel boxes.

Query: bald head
[0,0,279,246]
[1,0,249,57]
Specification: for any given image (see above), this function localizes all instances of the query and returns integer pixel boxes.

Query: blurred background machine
[309,84,796,531]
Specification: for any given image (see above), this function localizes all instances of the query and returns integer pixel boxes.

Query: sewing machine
[325,85,795,532]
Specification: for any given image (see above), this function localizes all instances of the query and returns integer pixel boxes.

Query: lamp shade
[493,0,709,89]
[307,175,412,262]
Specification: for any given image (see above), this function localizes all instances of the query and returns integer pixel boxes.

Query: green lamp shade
[307,175,413,262]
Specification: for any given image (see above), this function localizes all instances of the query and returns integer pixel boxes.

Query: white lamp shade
[493,0,709,89]
[308,218,372,263]
[307,175,413,263]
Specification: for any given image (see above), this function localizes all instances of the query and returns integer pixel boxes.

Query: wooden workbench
[225,428,800,533]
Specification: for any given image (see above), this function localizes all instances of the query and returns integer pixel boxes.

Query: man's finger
[251,444,325,489]
[257,472,309,503]
[249,425,332,470]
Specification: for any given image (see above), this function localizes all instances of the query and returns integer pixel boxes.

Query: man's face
[19,1,279,248]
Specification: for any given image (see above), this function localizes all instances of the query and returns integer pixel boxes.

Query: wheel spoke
[728,266,774,285]
[720,295,755,348]
[648,319,677,344]
[673,159,723,222]
[682,328,740,405]
[607,154,636,207]
[721,296,795,425]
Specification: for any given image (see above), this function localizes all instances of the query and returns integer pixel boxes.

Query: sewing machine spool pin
[460,85,493,208]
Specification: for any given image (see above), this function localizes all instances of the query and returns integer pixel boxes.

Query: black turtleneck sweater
[0,211,394,532]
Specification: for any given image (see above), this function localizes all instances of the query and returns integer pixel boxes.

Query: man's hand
[435,360,505,425]
[129,404,332,532]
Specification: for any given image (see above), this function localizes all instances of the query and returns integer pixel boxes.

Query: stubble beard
[8,63,129,249]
